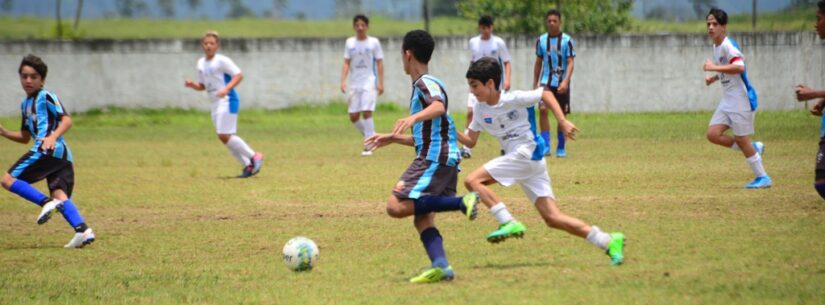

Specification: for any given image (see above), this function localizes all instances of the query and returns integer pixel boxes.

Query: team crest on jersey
[719,56,725,64]
[507,110,520,121]
[483,115,493,124]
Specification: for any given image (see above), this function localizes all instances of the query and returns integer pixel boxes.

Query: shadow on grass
[470,261,555,270]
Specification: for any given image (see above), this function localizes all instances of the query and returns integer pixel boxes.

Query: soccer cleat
[36,199,63,225]
[461,147,472,159]
[486,220,526,243]
[250,152,264,175]
[409,265,454,283]
[745,176,772,189]
[241,165,254,178]
[606,232,625,266]
[462,192,479,221]
[556,148,567,158]
[361,148,373,156]
[752,141,764,156]
[64,228,95,249]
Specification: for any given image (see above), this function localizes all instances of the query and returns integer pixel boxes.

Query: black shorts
[817,138,825,180]
[542,85,571,114]
[392,158,458,200]
[8,151,75,197]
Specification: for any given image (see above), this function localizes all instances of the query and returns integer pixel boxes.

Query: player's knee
[0,174,14,190]
[217,134,231,143]
[348,114,360,123]
[386,205,406,218]
[705,131,718,142]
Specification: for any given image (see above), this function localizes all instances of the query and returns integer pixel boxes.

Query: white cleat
[361,148,373,156]
[64,228,95,249]
[37,199,63,225]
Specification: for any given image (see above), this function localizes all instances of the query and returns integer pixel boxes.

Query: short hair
[478,15,494,27]
[203,30,220,43]
[402,30,435,64]
[466,57,502,90]
[546,9,561,20]
[353,14,369,25]
[707,7,728,25]
[19,54,47,80]
[819,0,825,14]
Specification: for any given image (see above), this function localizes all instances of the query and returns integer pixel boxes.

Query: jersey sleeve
[416,78,446,108]
[45,93,67,118]
[468,106,483,132]
[372,38,384,60]
[497,38,512,63]
[567,37,576,58]
[196,59,206,85]
[504,88,543,108]
[219,56,242,76]
[725,43,745,66]
[343,39,352,60]
[19,103,27,132]
[535,37,544,58]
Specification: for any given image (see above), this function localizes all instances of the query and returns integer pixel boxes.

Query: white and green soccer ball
[282,236,319,272]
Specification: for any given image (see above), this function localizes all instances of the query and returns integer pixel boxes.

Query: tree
[1,0,12,13]
[116,0,148,18]
[690,0,717,19]
[432,0,459,17]
[272,0,288,18]
[157,0,175,18]
[335,0,362,18]
[457,0,633,34]
[221,0,254,18]
[73,0,83,30]
[55,0,62,38]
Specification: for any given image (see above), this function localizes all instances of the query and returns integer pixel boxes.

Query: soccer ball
[282,236,319,272]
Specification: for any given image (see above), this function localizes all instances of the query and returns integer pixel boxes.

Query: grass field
[0,7,817,39]
[0,104,823,304]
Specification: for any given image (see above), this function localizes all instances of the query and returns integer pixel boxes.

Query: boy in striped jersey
[366,30,480,283]
[534,9,575,158]
[0,54,95,248]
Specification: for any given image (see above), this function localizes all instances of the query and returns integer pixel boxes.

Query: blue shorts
[8,151,75,197]
[392,158,457,200]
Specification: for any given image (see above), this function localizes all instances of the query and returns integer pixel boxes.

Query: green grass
[0,105,823,304]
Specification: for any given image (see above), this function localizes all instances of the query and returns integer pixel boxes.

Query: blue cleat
[745,176,772,189]
[752,141,764,156]
[556,148,567,158]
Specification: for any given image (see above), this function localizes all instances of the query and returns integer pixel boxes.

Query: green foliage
[457,0,633,34]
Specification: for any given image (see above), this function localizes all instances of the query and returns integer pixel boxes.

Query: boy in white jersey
[794,1,825,200]
[703,8,771,189]
[458,57,625,266]
[461,15,512,159]
[341,14,384,156]
[185,31,263,177]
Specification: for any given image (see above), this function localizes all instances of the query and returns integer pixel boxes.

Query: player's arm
[184,80,205,91]
[217,73,243,98]
[376,59,384,95]
[811,98,825,116]
[40,115,71,151]
[703,59,744,75]
[796,84,825,101]
[0,124,31,144]
[558,57,574,93]
[456,128,481,148]
[503,61,512,91]
[540,91,578,140]
[532,57,542,89]
[365,133,414,150]
[705,74,719,86]
[340,58,350,93]
[392,101,446,135]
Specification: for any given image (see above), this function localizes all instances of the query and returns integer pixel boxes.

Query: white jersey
[344,36,384,91]
[197,54,242,103]
[469,89,546,161]
[469,35,511,63]
[713,36,757,112]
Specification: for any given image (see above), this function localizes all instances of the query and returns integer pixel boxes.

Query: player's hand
[703,59,716,72]
[559,119,578,141]
[39,136,56,151]
[216,88,228,98]
[364,133,393,151]
[705,76,717,86]
[377,83,384,95]
[811,98,825,116]
[184,80,197,89]
[340,82,347,94]
[503,80,511,92]
[557,81,569,94]
[392,117,416,135]
[796,84,817,101]
[0,123,6,137]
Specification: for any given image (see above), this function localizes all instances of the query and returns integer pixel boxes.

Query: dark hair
[478,15,494,26]
[402,30,435,64]
[19,54,47,79]
[353,14,369,25]
[707,7,728,25]
[819,0,825,13]
[546,9,561,20]
[466,57,501,90]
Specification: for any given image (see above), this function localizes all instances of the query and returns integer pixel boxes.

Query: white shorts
[709,108,754,136]
[347,88,377,113]
[483,154,555,204]
[211,99,237,134]
[467,93,478,109]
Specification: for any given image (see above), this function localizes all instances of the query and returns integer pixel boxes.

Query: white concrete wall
[0,32,822,117]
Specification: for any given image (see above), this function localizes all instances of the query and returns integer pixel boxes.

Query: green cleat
[606,232,625,266]
[409,266,455,283]
[486,220,526,243]
[462,192,480,221]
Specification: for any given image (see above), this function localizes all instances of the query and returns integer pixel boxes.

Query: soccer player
[533,9,575,158]
[0,54,95,248]
[703,8,771,189]
[459,57,625,265]
[365,30,480,283]
[461,15,512,159]
[185,31,263,177]
[341,14,384,156]
[794,1,825,199]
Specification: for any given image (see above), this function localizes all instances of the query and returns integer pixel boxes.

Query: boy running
[459,57,624,265]
[341,14,384,156]
[185,31,263,177]
[365,30,480,283]
[462,15,512,159]
[794,0,825,199]
[703,8,771,189]
[533,9,575,158]
[0,54,95,248]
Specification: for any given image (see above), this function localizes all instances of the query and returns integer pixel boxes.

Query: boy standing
[459,57,624,265]
[185,31,263,177]
[365,30,480,283]
[533,9,575,158]
[461,15,512,159]
[794,0,825,199]
[0,54,95,248]
[703,8,771,189]
[341,14,384,156]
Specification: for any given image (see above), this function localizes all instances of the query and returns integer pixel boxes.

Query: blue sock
[816,183,825,200]
[420,227,448,268]
[541,131,551,148]
[59,199,87,232]
[557,130,566,149]
[8,180,48,206]
[414,195,464,215]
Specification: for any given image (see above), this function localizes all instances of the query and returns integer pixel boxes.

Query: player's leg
[555,89,570,158]
[815,139,825,200]
[46,166,94,248]
[348,90,367,147]
[464,162,524,243]
[462,94,476,158]
[359,89,377,156]
[217,106,261,177]
[389,160,478,220]
[539,105,552,156]
[3,153,62,224]
[409,213,455,283]
[731,111,771,188]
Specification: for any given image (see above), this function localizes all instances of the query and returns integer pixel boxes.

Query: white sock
[362,117,375,138]
[730,142,741,151]
[586,225,612,250]
[490,203,514,225]
[352,119,365,136]
[747,154,768,177]
[226,144,247,166]
[226,135,255,166]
